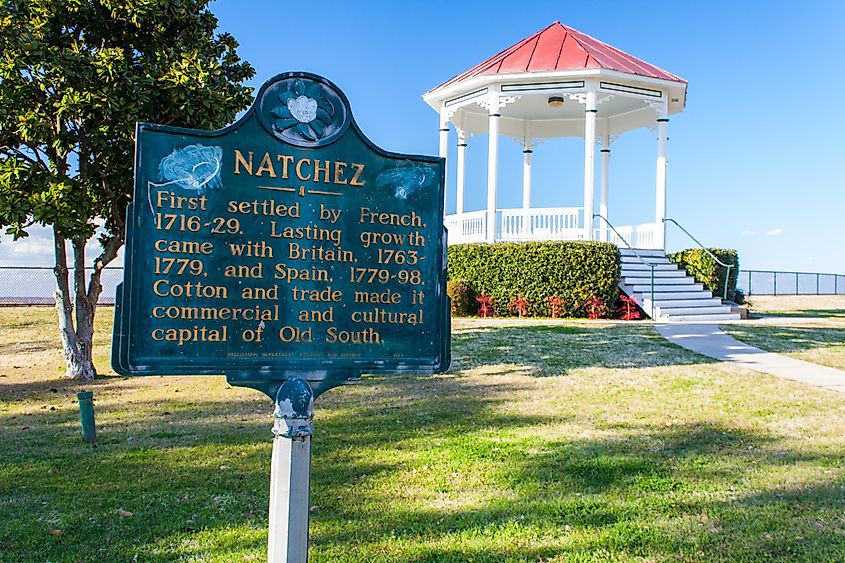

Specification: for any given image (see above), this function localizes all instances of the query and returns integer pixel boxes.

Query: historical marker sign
[113,72,450,398]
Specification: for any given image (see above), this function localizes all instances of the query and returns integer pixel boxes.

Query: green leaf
[315,107,332,124]
[296,122,316,141]
[272,105,292,119]
[309,119,324,137]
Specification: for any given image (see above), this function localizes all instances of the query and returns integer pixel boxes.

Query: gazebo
[423,21,687,250]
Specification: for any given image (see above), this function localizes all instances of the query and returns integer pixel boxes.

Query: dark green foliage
[448,241,620,317]
[446,278,476,317]
[0,0,255,243]
[0,0,255,379]
[667,248,739,300]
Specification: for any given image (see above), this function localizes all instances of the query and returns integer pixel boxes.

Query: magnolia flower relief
[158,144,223,192]
[271,79,335,142]
[376,163,437,200]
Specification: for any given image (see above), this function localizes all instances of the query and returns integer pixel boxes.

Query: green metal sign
[112,72,450,398]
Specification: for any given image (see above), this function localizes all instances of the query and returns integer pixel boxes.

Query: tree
[0,0,254,380]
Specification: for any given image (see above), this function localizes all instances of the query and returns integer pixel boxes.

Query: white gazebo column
[655,103,669,249]
[522,143,533,239]
[486,99,500,244]
[582,90,597,241]
[599,127,610,242]
[438,108,450,208]
[456,128,467,215]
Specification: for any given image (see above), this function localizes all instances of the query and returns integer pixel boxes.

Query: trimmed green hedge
[667,248,739,301]
[447,241,620,317]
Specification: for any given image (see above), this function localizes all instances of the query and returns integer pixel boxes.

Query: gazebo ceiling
[424,21,688,139]
[454,91,662,140]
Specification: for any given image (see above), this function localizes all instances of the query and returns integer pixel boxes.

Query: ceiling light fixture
[547,96,565,108]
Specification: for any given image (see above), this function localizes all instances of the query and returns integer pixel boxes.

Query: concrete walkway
[655,323,845,394]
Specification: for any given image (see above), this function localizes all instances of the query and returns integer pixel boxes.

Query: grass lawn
[745,295,845,320]
[1,308,844,561]
[723,296,845,371]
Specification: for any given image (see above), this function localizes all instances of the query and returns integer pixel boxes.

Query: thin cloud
[0,224,125,267]
[766,228,783,236]
[741,229,757,236]
[0,233,54,265]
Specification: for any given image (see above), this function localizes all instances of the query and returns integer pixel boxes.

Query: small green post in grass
[76,391,96,445]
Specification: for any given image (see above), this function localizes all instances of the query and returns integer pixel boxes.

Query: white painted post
[486,96,500,244]
[268,434,311,562]
[655,103,669,249]
[456,128,467,215]
[582,90,597,241]
[268,379,314,563]
[522,129,533,240]
[599,125,610,243]
[438,108,450,210]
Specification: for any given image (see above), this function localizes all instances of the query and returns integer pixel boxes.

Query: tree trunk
[53,232,96,381]
[52,227,124,381]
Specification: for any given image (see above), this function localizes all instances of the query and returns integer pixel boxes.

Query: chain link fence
[2,266,844,304]
[0,266,124,305]
[737,270,845,296]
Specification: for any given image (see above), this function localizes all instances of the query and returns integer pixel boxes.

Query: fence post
[817,273,820,295]
[774,272,777,295]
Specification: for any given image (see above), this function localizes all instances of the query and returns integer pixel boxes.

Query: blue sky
[1,0,842,273]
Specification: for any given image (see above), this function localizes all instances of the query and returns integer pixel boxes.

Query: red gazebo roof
[430,22,686,93]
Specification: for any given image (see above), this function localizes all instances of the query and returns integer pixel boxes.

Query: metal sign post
[268,378,313,562]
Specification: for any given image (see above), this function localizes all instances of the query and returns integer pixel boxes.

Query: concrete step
[657,305,734,316]
[634,291,713,304]
[624,276,695,285]
[661,313,741,322]
[630,283,705,294]
[621,269,686,278]
[644,297,723,308]
[620,248,666,258]
[618,249,739,323]
[620,255,671,265]
[619,263,679,271]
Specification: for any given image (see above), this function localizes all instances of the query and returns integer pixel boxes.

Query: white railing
[446,210,663,249]
[445,207,583,245]
[605,222,662,249]
[499,207,582,242]
[444,210,487,244]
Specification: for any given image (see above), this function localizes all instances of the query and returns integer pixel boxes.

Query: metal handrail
[594,214,656,319]
[663,217,734,300]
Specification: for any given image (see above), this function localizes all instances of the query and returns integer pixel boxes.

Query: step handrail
[663,217,735,301]
[593,214,656,318]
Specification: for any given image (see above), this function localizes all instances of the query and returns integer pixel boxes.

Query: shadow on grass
[727,325,845,354]
[311,419,845,562]
[0,373,128,402]
[0,372,556,560]
[2,369,843,561]
[3,338,57,354]
[1,322,840,561]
